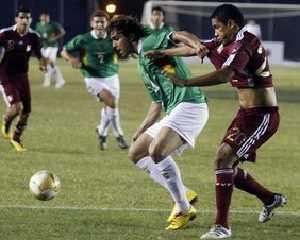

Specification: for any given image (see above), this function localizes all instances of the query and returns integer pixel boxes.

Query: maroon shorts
[0,73,31,113]
[222,107,279,162]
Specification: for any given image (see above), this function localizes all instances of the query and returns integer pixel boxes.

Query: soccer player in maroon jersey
[145,3,287,239]
[0,6,47,151]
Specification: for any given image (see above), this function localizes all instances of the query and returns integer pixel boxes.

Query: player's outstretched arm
[169,66,235,87]
[170,31,207,57]
[61,48,82,69]
[132,102,162,141]
[39,57,47,72]
[145,46,197,58]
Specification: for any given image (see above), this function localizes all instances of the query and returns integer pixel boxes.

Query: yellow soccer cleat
[1,122,11,140]
[10,139,27,152]
[167,189,198,222]
[166,205,197,230]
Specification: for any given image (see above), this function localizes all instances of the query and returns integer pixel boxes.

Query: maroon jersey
[203,29,272,88]
[0,26,42,77]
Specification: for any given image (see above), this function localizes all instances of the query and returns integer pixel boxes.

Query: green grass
[0,60,299,239]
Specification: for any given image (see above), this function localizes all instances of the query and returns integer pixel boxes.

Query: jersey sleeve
[222,45,250,74]
[64,35,83,52]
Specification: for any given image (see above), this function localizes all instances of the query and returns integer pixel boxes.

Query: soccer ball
[29,170,61,201]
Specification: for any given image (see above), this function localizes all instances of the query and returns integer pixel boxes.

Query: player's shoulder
[235,28,260,51]
[0,26,14,34]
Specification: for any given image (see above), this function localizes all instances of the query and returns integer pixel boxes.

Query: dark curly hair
[110,15,148,41]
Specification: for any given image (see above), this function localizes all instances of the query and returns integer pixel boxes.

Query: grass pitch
[0,60,299,239]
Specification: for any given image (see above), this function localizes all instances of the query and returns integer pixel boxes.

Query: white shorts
[84,74,120,100]
[146,102,209,154]
[41,47,58,62]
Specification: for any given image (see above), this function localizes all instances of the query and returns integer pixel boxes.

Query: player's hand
[70,58,82,69]
[144,50,163,58]
[132,127,145,141]
[167,73,186,87]
[195,44,209,58]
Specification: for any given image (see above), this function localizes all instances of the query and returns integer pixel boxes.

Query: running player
[0,6,47,151]
[61,11,128,150]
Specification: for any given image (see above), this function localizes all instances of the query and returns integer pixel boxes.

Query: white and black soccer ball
[29,170,61,201]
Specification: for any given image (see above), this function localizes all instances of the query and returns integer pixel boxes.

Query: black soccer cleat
[116,135,129,150]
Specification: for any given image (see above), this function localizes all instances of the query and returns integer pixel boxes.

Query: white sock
[53,66,65,85]
[136,156,168,189]
[156,157,190,213]
[136,156,189,207]
[106,107,124,137]
[43,65,52,86]
[97,107,111,137]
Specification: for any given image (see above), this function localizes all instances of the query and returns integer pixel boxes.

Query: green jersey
[139,27,206,114]
[35,21,62,47]
[64,31,118,78]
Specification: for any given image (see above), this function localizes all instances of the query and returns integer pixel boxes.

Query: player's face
[40,14,50,24]
[111,29,133,58]
[92,17,108,31]
[151,10,164,29]
[212,17,236,44]
[15,12,32,31]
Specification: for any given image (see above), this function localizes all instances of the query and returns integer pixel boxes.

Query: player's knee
[149,143,166,163]
[128,145,141,163]
[214,144,235,169]
[11,103,22,115]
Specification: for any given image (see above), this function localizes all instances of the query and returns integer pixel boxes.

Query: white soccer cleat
[200,225,232,239]
[259,193,287,223]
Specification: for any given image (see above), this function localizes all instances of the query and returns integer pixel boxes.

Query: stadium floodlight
[106,3,117,14]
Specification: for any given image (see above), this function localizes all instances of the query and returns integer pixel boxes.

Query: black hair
[40,10,49,16]
[91,10,110,21]
[110,15,148,41]
[15,6,31,17]
[152,6,165,16]
[211,4,245,29]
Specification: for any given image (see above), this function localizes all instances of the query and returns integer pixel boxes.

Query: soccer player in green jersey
[35,11,65,88]
[110,15,209,230]
[149,6,172,32]
[61,11,128,151]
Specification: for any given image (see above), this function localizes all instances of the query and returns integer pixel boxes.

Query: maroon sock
[215,168,234,228]
[234,168,274,205]
[3,114,17,132]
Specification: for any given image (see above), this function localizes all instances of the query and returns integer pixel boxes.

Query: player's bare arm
[145,46,197,58]
[132,102,162,141]
[170,31,208,57]
[50,27,65,41]
[169,66,235,87]
[38,57,47,72]
[61,48,82,68]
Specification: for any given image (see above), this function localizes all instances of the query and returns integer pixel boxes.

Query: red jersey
[203,29,273,89]
[0,26,42,77]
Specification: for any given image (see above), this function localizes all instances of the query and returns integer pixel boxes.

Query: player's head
[39,11,50,24]
[90,10,110,31]
[211,4,245,44]
[110,15,147,58]
[15,6,32,31]
[151,6,165,29]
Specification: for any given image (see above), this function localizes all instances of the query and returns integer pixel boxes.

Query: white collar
[91,30,107,39]
[149,22,165,30]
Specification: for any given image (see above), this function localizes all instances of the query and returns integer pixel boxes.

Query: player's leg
[0,82,21,139]
[42,48,52,87]
[10,78,31,151]
[200,143,235,239]
[103,75,128,149]
[49,47,65,88]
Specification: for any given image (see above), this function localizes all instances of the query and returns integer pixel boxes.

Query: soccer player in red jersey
[0,6,47,151]
[146,4,287,239]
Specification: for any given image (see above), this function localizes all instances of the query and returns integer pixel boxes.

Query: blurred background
[1,0,300,63]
